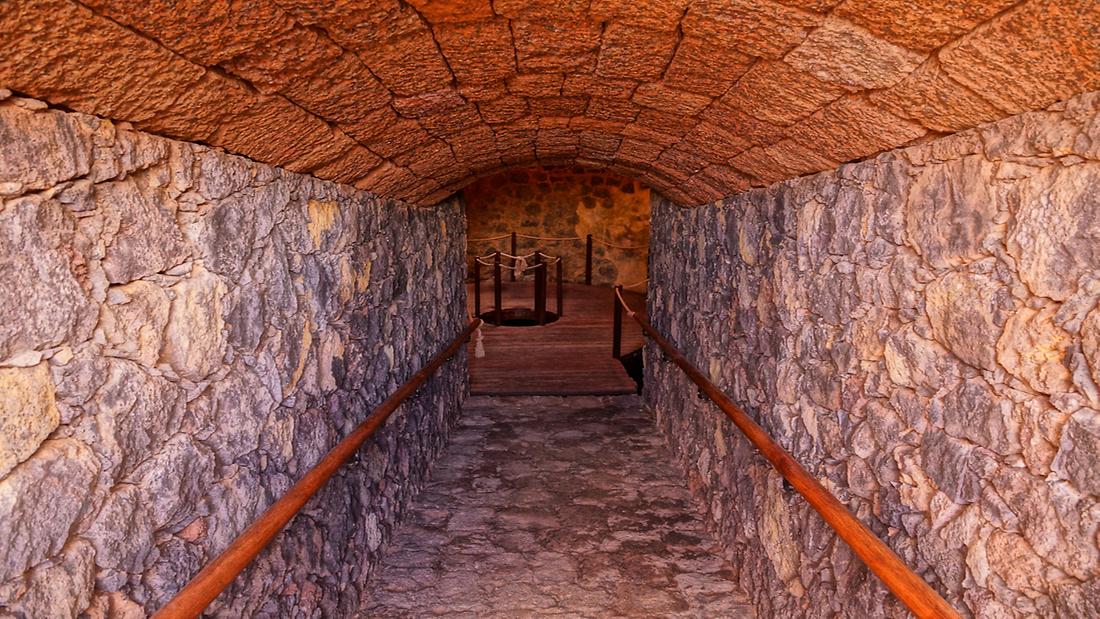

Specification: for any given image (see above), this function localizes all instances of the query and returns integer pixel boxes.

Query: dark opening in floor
[618,347,644,393]
[478,307,561,327]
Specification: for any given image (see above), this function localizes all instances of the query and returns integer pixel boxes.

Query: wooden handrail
[613,291,959,619]
[154,319,483,619]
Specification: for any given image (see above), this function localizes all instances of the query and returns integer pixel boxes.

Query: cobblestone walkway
[360,395,755,618]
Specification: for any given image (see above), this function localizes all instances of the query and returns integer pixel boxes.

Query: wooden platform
[467,281,646,396]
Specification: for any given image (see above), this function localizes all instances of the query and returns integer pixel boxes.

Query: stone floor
[359,395,755,618]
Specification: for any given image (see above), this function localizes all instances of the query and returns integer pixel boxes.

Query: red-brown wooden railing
[612,288,959,619]
[153,319,482,619]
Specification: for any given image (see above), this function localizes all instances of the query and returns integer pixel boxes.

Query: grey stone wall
[0,94,468,617]
[646,91,1100,618]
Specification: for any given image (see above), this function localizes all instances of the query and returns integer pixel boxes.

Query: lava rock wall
[0,95,468,616]
[464,167,650,287]
[646,91,1100,617]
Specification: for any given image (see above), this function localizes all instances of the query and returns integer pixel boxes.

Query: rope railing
[591,237,647,250]
[473,250,563,324]
[611,287,960,619]
[469,232,648,285]
[467,233,512,242]
[474,260,555,273]
[618,277,649,291]
[516,233,584,242]
[469,232,647,249]
[153,319,483,619]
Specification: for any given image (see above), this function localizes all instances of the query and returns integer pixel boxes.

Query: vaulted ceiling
[1,0,1096,204]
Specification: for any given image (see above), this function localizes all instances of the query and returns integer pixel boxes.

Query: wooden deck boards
[467,281,646,396]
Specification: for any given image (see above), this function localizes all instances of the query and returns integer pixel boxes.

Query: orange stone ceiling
[1,0,1097,205]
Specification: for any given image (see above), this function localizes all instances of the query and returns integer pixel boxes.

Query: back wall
[464,167,650,287]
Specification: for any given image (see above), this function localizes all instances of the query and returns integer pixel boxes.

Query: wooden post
[585,234,593,286]
[510,231,517,282]
[612,284,623,358]
[533,251,545,325]
[474,258,481,318]
[493,251,502,326]
[556,258,564,318]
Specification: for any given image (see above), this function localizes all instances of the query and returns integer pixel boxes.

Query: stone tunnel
[0,0,1098,617]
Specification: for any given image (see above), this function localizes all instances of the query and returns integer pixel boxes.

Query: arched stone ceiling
[1,0,1097,205]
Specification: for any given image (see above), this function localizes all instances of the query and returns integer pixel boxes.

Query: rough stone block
[786,96,927,164]
[0,197,98,362]
[871,60,1006,133]
[0,363,59,479]
[683,0,821,59]
[435,19,516,85]
[512,20,601,73]
[924,271,1011,371]
[407,0,494,22]
[939,0,1100,113]
[0,439,98,584]
[1051,408,1100,495]
[1006,163,1100,302]
[645,89,1100,619]
[833,0,1018,53]
[936,378,1019,456]
[589,0,690,30]
[596,23,678,81]
[0,104,93,194]
[785,17,924,89]
[161,264,227,381]
[721,61,845,126]
[997,304,1073,395]
[0,539,95,619]
[662,37,754,97]
[0,0,205,123]
[631,83,712,116]
[905,155,997,270]
[99,281,171,367]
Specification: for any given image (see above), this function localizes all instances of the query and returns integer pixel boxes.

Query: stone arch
[0,0,1096,205]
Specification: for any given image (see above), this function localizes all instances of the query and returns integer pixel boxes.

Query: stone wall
[464,167,650,287]
[646,91,1100,617]
[5,0,1097,206]
[0,95,468,617]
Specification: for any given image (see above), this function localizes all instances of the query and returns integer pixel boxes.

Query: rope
[592,237,648,250]
[474,324,485,358]
[501,251,538,261]
[476,251,562,264]
[477,251,538,262]
[514,233,584,242]
[474,255,560,270]
[614,286,637,318]
[619,277,649,290]
[470,232,647,250]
